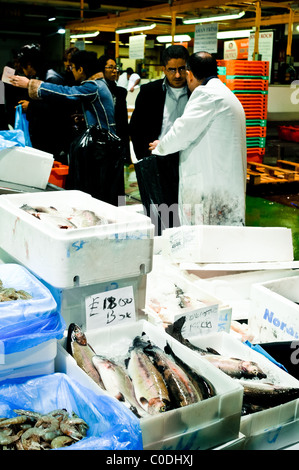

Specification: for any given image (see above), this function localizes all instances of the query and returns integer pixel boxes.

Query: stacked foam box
[0,190,155,330]
[0,263,63,381]
[217,60,270,163]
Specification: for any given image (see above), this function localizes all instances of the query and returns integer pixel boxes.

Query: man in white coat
[149,51,247,226]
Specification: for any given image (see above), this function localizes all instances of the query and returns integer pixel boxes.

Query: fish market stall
[56,320,244,450]
[165,323,299,450]
[0,191,299,450]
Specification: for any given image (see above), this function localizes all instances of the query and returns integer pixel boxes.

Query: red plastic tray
[48,161,69,188]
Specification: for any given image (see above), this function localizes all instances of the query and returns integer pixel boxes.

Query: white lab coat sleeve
[153,89,216,156]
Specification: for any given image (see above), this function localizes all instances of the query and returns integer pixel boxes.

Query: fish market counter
[0,192,299,451]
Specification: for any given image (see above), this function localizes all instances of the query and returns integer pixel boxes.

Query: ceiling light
[70,31,100,38]
[57,28,65,34]
[183,11,245,25]
[156,34,191,43]
[217,29,252,39]
[115,23,156,34]
[48,16,56,22]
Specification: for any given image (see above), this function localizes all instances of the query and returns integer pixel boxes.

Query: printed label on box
[85,286,136,330]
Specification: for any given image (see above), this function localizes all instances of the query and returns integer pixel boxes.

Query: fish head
[147,397,170,415]
[242,361,267,379]
[71,324,88,346]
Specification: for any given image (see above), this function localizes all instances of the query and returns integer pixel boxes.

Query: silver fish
[66,323,105,389]
[203,355,267,379]
[127,336,171,415]
[239,379,299,408]
[91,355,147,418]
[138,337,202,408]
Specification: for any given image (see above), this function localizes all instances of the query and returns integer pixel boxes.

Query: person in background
[130,45,190,230]
[98,54,130,164]
[118,67,140,92]
[149,51,247,227]
[15,43,68,160]
[62,46,79,85]
[10,50,122,205]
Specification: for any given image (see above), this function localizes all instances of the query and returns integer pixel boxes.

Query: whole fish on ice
[135,335,203,408]
[127,336,171,415]
[91,355,147,417]
[166,316,267,379]
[66,323,105,389]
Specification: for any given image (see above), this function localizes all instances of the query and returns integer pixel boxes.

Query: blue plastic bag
[14,104,32,147]
[0,129,26,149]
[0,373,143,450]
[244,340,288,372]
[0,264,64,354]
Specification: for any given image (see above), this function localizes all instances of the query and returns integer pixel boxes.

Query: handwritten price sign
[85,286,136,330]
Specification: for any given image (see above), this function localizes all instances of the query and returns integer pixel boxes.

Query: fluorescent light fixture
[217,29,252,39]
[70,31,99,39]
[48,16,56,22]
[115,23,156,34]
[183,11,245,24]
[156,34,191,43]
[57,28,65,34]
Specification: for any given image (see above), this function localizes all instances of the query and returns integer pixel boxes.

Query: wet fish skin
[204,355,267,379]
[66,324,105,389]
[141,338,202,408]
[165,316,212,354]
[164,342,216,400]
[127,337,171,415]
[239,379,299,408]
[91,355,148,418]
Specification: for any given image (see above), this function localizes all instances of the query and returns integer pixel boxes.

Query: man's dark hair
[188,51,218,81]
[71,50,98,78]
[161,45,190,66]
[63,46,79,61]
[18,43,46,74]
[126,67,134,75]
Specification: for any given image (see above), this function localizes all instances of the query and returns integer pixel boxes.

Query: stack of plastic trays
[217,60,269,162]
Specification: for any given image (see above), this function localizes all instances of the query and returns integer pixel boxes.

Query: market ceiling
[1,0,299,40]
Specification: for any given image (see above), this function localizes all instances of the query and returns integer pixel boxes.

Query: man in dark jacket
[130,45,190,232]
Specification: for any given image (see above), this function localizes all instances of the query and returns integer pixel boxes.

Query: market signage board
[85,286,136,330]
[175,304,219,338]
[249,31,273,81]
[129,35,146,59]
[194,23,218,53]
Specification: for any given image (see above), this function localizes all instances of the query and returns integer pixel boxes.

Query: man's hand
[9,75,30,88]
[18,100,29,112]
[149,140,160,151]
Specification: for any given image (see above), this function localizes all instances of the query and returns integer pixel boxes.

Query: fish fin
[66,323,77,355]
[139,397,148,406]
[116,393,125,401]
[207,347,221,355]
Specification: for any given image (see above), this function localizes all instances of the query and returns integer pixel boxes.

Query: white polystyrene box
[57,320,243,450]
[182,331,299,450]
[181,269,299,321]
[0,146,54,189]
[0,339,57,381]
[0,190,154,288]
[144,256,232,334]
[161,225,294,263]
[249,275,299,343]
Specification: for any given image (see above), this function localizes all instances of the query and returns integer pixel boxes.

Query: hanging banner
[224,39,249,60]
[194,23,218,53]
[129,35,146,59]
[249,31,273,81]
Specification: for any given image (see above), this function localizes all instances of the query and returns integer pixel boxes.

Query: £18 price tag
[85,286,136,330]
